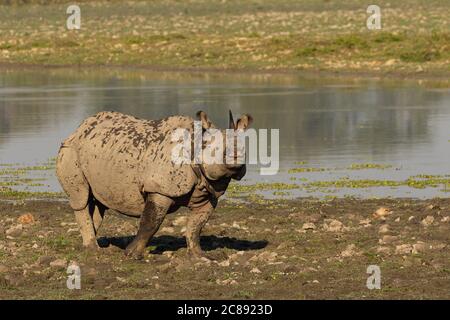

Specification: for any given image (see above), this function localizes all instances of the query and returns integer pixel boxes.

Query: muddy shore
[0,197,448,299]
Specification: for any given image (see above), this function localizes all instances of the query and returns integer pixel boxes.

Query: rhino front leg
[125,194,173,260]
[186,202,214,259]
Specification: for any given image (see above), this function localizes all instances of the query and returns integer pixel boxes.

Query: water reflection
[0,69,449,198]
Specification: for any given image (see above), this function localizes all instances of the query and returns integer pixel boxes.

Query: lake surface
[1,69,449,199]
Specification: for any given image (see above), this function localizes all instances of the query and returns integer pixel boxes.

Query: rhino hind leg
[74,201,98,249]
[56,146,89,211]
[92,200,107,234]
[125,194,173,260]
[186,201,215,259]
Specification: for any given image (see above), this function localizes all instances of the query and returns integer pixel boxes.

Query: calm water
[1,69,449,199]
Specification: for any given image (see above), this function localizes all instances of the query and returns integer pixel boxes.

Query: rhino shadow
[98,235,268,254]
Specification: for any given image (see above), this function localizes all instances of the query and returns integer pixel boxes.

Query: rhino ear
[229,109,236,130]
[236,114,253,131]
[196,110,212,129]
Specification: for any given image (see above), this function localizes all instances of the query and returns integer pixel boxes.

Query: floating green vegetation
[348,163,393,170]
[273,191,291,197]
[0,159,56,177]
[228,173,450,199]
[288,167,328,173]
[305,176,450,190]
[0,187,63,199]
[228,182,299,193]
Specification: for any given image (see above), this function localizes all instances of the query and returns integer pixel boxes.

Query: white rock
[5,224,23,237]
[378,224,389,233]
[376,246,391,254]
[412,242,427,254]
[379,235,397,245]
[302,222,316,230]
[421,216,434,227]
[340,244,360,258]
[323,219,343,232]
[49,258,67,268]
[218,260,230,267]
[373,207,393,220]
[250,267,261,274]
[395,244,413,255]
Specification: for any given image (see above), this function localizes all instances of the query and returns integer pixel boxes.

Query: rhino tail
[56,145,90,211]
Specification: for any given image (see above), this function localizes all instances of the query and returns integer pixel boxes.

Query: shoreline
[1,62,449,83]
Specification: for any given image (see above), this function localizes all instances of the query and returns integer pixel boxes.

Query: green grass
[0,0,448,76]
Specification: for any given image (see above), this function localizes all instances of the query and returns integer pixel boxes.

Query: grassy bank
[0,0,449,77]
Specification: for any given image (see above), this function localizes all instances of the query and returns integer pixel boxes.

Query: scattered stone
[301,222,316,231]
[250,251,278,263]
[408,216,415,222]
[440,216,449,223]
[250,267,261,274]
[378,224,389,234]
[220,279,237,285]
[340,244,360,258]
[276,242,289,250]
[421,216,434,227]
[430,243,447,250]
[37,256,54,266]
[116,277,127,283]
[376,246,391,254]
[218,260,230,267]
[395,244,413,255]
[373,207,392,220]
[160,226,175,234]
[312,279,319,284]
[306,213,321,223]
[323,219,343,232]
[0,265,9,273]
[412,242,427,254]
[17,213,35,225]
[49,258,67,269]
[5,224,23,237]
[384,59,396,66]
[379,235,398,244]
[394,217,400,222]
[426,204,440,210]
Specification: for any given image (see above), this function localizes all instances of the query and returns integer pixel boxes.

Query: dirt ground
[0,197,449,299]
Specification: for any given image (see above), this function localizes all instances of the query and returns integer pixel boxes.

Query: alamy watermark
[367,5,381,30]
[66,5,81,30]
[66,264,81,290]
[171,120,279,175]
[366,265,381,290]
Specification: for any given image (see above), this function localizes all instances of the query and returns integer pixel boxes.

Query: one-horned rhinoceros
[56,110,252,259]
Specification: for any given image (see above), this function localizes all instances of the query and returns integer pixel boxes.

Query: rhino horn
[229,109,236,130]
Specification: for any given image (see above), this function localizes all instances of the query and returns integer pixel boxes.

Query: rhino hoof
[189,250,216,262]
[124,247,145,260]
[84,242,100,253]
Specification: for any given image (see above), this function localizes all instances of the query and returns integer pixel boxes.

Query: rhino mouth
[231,165,246,181]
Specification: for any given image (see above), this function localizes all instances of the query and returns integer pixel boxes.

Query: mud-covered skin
[56,111,250,259]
